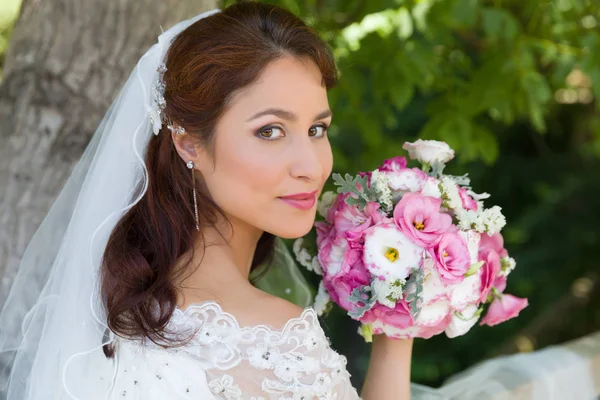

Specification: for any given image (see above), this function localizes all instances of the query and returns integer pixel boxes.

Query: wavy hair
[100,1,338,354]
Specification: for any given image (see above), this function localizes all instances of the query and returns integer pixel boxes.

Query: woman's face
[196,55,333,239]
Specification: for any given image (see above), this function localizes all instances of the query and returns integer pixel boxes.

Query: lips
[279,190,318,211]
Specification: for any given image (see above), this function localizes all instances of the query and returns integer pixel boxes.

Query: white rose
[449,271,481,311]
[421,259,448,303]
[458,230,481,265]
[445,304,480,338]
[382,168,426,193]
[324,238,348,277]
[420,177,442,198]
[416,298,451,327]
[402,140,455,165]
[363,225,424,281]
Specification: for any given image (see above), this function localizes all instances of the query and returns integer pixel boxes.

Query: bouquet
[294,140,528,340]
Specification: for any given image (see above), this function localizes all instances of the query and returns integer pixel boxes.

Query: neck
[174,215,264,304]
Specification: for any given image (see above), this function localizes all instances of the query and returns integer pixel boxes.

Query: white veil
[0,8,312,399]
[409,343,597,399]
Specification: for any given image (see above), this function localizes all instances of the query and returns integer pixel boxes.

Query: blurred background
[1,0,599,392]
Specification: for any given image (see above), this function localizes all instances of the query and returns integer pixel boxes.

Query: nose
[289,135,322,183]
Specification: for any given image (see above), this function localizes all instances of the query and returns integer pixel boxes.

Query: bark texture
[0,0,218,305]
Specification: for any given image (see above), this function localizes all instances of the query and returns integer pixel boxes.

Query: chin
[266,214,316,239]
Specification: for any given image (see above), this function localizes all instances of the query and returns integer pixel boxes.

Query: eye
[256,125,285,140]
[309,123,328,138]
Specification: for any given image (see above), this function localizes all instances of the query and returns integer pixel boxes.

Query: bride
[0,2,412,399]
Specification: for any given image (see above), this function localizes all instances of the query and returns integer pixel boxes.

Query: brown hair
[100,1,338,353]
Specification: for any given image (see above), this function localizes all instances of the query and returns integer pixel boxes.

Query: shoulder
[179,285,311,331]
[234,290,308,330]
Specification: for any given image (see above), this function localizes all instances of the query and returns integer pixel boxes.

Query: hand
[361,334,414,400]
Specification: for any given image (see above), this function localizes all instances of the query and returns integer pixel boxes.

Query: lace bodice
[109,301,361,399]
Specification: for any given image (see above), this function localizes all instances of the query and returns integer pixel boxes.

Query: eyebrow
[246,108,332,122]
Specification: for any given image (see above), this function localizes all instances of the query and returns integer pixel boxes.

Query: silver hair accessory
[149,62,186,136]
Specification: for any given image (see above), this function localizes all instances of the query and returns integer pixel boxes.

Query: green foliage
[332,172,377,209]
[406,267,425,318]
[347,285,376,319]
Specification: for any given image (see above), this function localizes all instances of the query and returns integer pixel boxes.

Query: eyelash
[256,123,329,141]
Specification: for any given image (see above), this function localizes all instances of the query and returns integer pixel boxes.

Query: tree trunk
[0,0,218,304]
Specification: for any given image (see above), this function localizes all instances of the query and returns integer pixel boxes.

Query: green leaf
[394,7,413,39]
[390,78,415,110]
[465,261,484,277]
[348,286,377,319]
[472,124,499,165]
[405,267,425,318]
[451,0,479,28]
[482,8,520,41]
[332,172,364,194]
[360,323,374,343]
[332,172,378,210]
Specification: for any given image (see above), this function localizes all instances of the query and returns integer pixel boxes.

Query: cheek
[206,139,284,206]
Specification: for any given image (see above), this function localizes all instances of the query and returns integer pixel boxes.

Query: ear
[172,129,202,166]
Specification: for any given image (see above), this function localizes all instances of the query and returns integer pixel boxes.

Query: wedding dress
[104,301,360,399]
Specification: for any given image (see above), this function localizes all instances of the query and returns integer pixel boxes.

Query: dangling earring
[186,161,200,231]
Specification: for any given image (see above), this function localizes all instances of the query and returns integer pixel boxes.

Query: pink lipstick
[279,190,318,211]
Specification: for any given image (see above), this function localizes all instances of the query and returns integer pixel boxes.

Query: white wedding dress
[104,301,361,399]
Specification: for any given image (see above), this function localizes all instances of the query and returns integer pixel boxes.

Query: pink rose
[415,313,453,339]
[479,250,501,303]
[480,294,528,326]
[479,233,508,258]
[493,275,507,293]
[429,233,471,284]
[324,259,371,313]
[316,235,345,279]
[316,220,335,249]
[393,192,453,247]
[458,187,478,211]
[378,156,408,172]
[334,201,383,243]
[316,220,335,260]
[325,193,349,224]
[361,300,413,329]
[325,193,383,244]
[368,308,451,339]
[318,234,366,280]
[316,221,354,279]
